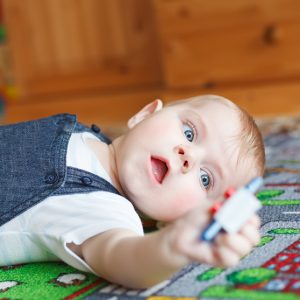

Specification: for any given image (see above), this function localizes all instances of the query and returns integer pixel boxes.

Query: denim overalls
[0,114,119,227]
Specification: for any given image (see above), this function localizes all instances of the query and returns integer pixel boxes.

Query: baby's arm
[72,206,260,289]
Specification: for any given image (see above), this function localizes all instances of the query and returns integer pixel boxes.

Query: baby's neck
[85,137,125,196]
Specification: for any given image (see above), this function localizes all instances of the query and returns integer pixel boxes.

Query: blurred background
[1,0,300,130]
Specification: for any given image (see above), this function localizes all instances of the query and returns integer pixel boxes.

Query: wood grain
[154,0,300,87]
[3,0,161,96]
[4,80,300,127]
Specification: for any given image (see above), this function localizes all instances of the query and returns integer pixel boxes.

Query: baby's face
[115,98,256,221]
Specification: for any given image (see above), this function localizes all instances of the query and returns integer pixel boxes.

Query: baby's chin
[132,202,176,223]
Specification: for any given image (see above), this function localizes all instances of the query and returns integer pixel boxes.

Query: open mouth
[151,156,169,184]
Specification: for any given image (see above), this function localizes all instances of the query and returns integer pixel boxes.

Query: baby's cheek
[169,191,200,219]
[147,119,173,138]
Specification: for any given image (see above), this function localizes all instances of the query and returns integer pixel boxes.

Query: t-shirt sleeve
[28,191,144,273]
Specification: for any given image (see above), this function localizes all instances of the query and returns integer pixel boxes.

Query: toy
[200,177,263,242]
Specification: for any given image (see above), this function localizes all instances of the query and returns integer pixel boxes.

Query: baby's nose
[176,145,196,173]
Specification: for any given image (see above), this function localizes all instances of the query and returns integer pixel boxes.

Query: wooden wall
[154,0,300,87]
[2,0,300,126]
[3,0,161,96]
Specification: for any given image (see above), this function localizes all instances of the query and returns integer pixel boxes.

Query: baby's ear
[127,99,163,128]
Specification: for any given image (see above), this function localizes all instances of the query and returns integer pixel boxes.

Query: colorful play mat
[0,117,299,300]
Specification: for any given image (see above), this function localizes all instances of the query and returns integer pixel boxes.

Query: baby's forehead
[231,155,260,185]
[168,95,235,113]
[179,97,240,123]
[169,96,242,133]
[188,95,237,110]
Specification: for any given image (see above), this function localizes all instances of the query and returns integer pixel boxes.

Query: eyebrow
[211,162,224,182]
[189,110,225,186]
[188,110,207,140]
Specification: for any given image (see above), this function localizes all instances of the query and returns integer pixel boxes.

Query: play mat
[0,116,299,300]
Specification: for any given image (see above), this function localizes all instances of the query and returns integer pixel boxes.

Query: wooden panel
[4,80,300,128]
[161,80,300,118]
[3,0,161,96]
[4,87,163,127]
[154,0,300,87]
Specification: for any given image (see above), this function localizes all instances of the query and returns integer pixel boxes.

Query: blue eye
[183,123,194,142]
[200,169,210,189]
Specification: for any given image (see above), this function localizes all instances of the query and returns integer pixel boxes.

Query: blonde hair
[235,105,265,176]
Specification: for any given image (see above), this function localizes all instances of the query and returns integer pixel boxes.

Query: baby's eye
[199,169,211,189]
[183,123,194,142]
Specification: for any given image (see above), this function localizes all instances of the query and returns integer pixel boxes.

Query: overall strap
[53,167,120,196]
[63,122,120,195]
[73,122,112,144]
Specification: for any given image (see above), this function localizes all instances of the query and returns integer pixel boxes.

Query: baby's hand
[209,215,260,267]
[164,207,260,268]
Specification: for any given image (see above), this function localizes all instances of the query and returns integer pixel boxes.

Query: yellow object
[4,85,18,100]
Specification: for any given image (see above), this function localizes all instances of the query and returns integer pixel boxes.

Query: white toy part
[214,188,262,233]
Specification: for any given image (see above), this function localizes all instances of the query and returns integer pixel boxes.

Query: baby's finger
[213,245,240,268]
[240,223,260,246]
[185,242,216,265]
[247,215,261,228]
[215,234,252,258]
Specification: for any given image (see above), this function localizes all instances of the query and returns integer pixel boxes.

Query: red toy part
[224,187,236,199]
[210,202,222,215]
[210,187,237,216]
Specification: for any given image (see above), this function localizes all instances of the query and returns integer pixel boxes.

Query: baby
[0,95,265,289]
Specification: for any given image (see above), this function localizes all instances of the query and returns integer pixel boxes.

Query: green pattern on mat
[196,267,224,281]
[257,235,275,247]
[261,199,300,206]
[0,262,106,300]
[268,228,300,234]
[256,190,285,200]
[200,285,300,300]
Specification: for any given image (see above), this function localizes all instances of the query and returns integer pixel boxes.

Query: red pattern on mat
[64,279,104,300]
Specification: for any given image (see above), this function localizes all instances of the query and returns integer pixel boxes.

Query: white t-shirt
[0,132,143,274]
